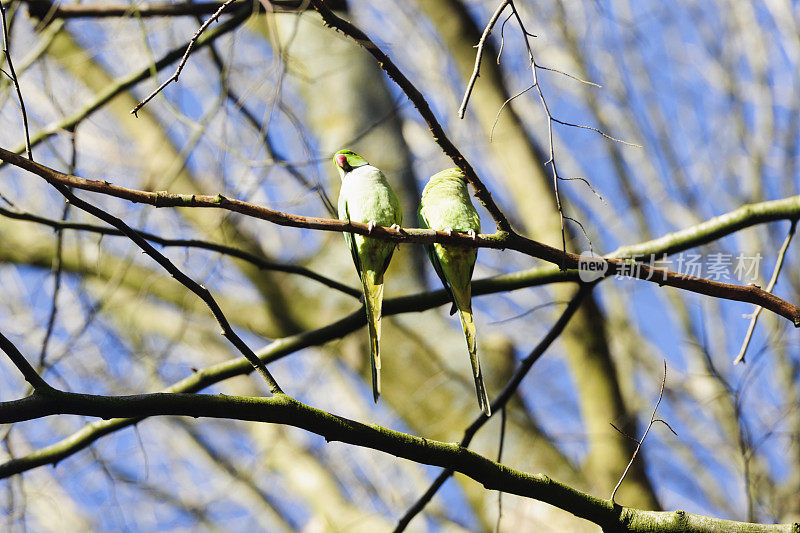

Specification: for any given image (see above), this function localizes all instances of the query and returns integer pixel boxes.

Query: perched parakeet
[419,168,491,415]
[334,149,402,402]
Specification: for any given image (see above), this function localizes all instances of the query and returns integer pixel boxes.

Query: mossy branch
[0,386,795,533]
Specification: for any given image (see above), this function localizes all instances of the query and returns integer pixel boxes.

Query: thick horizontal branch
[21,0,349,19]
[1,146,797,324]
[0,388,794,533]
[22,0,251,19]
[306,0,511,232]
[505,238,800,326]
[0,145,511,244]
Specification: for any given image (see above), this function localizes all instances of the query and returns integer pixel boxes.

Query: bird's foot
[467,229,478,241]
[390,223,403,233]
[367,221,376,234]
[445,227,454,236]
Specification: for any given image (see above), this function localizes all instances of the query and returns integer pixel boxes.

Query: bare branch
[734,219,797,364]
[458,0,511,119]
[611,361,674,503]
[494,406,508,533]
[19,0,329,19]
[534,62,601,87]
[0,0,31,159]
[0,385,795,533]
[499,1,636,257]
[0,330,50,391]
[130,0,239,116]
[37,129,77,368]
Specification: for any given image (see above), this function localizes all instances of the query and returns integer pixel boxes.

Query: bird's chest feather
[339,170,399,226]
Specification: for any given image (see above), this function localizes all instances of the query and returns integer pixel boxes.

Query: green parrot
[419,168,491,416]
[334,149,402,402]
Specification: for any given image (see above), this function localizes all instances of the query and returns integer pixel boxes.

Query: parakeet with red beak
[334,149,402,402]
[419,168,491,415]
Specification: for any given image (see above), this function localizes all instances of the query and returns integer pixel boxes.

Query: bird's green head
[333,150,369,177]
[429,167,469,185]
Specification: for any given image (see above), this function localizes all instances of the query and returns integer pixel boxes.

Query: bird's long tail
[361,271,384,402]
[453,286,491,416]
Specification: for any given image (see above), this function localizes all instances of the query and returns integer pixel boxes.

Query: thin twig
[559,175,606,204]
[496,11,513,64]
[489,82,535,141]
[507,1,569,261]
[610,360,674,503]
[563,214,594,253]
[550,116,641,147]
[0,0,31,159]
[733,219,797,364]
[130,0,239,116]
[489,300,568,325]
[534,62,601,87]
[498,1,636,260]
[458,0,510,119]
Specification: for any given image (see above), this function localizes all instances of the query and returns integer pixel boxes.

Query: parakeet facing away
[335,149,402,402]
[419,168,491,416]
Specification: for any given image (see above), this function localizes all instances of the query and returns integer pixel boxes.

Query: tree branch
[0,0,32,160]
[0,387,795,533]
[1,146,798,325]
[0,331,50,391]
[734,220,797,364]
[130,0,240,116]
[20,0,337,20]
[610,361,674,503]
[458,0,510,119]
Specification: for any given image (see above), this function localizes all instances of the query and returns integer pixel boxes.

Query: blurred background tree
[0,0,799,531]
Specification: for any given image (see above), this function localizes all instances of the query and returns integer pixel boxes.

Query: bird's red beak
[335,154,347,168]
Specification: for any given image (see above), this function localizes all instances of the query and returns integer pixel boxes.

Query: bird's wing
[343,201,365,280]
[419,209,458,315]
